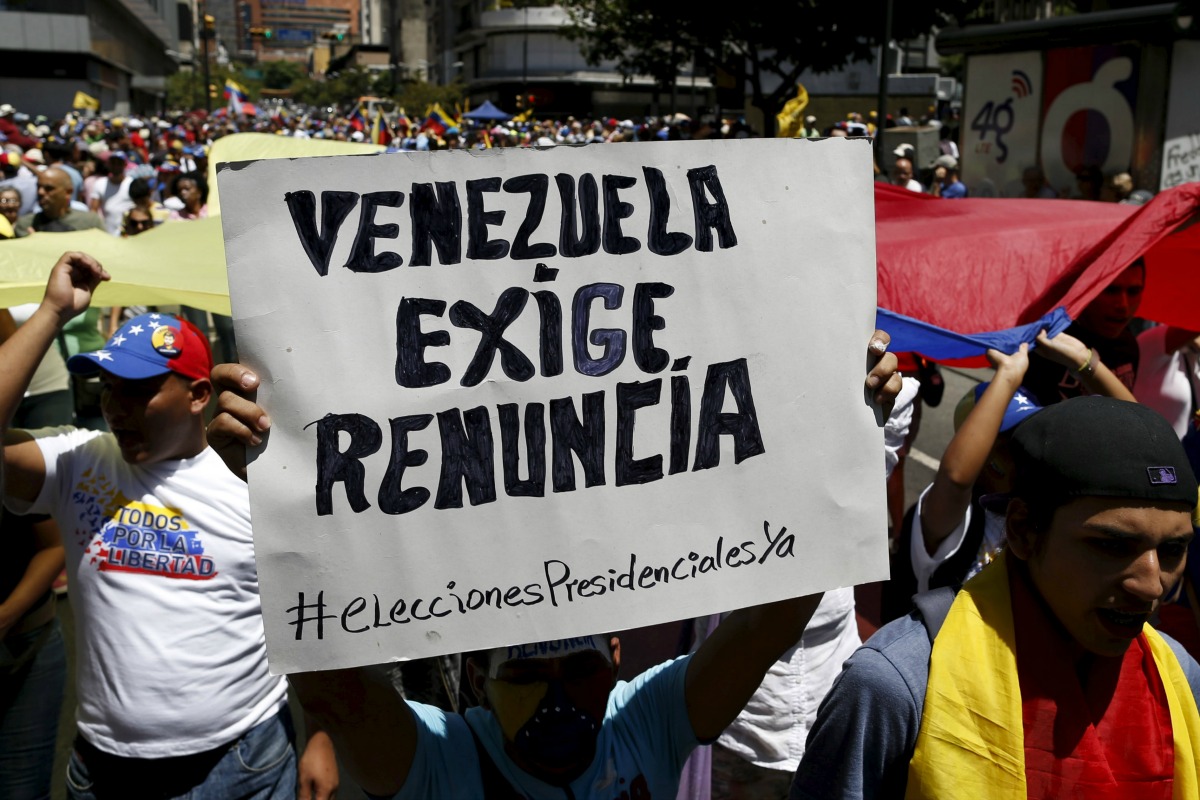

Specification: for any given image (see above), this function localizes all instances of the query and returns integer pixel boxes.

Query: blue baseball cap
[954,383,1044,433]
[67,312,212,382]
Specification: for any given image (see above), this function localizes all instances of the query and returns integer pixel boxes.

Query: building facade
[450,1,711,118]
[0,0,185,116]
[241,0,360,60]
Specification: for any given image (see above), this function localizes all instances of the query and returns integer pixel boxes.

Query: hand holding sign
[212,329,899,798]
[209,363,269,482]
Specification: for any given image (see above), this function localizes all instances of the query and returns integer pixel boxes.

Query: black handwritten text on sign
[283,166,736,275]
[282,163,762,518]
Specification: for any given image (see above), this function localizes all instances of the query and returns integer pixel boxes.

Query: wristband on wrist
[1075,347,1097,377]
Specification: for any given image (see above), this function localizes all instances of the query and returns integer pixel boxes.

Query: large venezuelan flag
[875,182,1200,364]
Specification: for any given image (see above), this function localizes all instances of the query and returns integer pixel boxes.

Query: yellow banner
[0,217,231,313]
[0,133,387,312]
[205,132,382,216]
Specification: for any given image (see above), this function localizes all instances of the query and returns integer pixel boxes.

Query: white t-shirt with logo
[8,427,287,757]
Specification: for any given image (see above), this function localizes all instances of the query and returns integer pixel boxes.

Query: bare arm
[0,517,64,638]
[685,593,824,740]
[0,252,109,504]
[1034,329,1136,403]
[289,668,417,798]
[0,309,16,341]
[919,345,1028,553]
[107,307,124,338]
[296,712,339,800]
[683,330,901,740]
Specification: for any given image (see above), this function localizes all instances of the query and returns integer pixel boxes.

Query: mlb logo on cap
[67,312,212,382]
[1148,467,1178,486]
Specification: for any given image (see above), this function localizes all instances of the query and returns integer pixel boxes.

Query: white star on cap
[1015,395,1031,406]
[111,334,127,347]
[128,325,144,335]
[94,350,113,362]
[149,313,160,320]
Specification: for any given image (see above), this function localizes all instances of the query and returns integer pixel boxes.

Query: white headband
[488,636,612,678]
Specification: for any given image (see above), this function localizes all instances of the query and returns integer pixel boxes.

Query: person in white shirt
[0,252,338,800]
[87,153,135,236]
[889,157,923,194]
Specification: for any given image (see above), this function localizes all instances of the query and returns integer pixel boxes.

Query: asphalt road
[47,364,990,797]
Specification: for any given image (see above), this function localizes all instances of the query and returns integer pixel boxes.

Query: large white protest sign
[218,138,885,674]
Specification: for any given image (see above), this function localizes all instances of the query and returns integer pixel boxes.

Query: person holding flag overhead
[224,80,249,113]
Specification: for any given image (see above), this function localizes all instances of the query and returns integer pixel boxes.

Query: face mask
[509,679,601,784]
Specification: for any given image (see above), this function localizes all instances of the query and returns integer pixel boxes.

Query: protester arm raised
[287,667,416,798]
[0,252,109,505]
[1034,329,1136,403]
[683,330,901,741]
[296,713,339,800]
[919,345,1028,554]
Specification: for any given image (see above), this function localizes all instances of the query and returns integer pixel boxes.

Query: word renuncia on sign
[285,162,764,520]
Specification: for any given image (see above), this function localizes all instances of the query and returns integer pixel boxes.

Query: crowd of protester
[1,97,1198,800]
[0,97,1155,230]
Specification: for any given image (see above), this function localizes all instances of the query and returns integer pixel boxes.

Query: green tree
[395,80,466,116]
[167,70,205,110]
[563,0,983,135]
[260,60,307,92]
[167,64,251,111]
[291,66,386,108]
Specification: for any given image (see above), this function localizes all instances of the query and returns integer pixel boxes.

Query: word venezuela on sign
[217,137,884,674]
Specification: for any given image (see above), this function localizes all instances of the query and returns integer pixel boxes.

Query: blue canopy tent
[463,100,512,121]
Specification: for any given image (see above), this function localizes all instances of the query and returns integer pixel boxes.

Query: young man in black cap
[793,396,1200,799]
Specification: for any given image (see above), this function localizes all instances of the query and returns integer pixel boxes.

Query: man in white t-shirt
[889,155,923,194]
[0,252,338,799]
[683,378,920,797]
[87,152,135,236]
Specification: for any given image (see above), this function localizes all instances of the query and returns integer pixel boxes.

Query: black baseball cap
[1011,396,1198,507]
